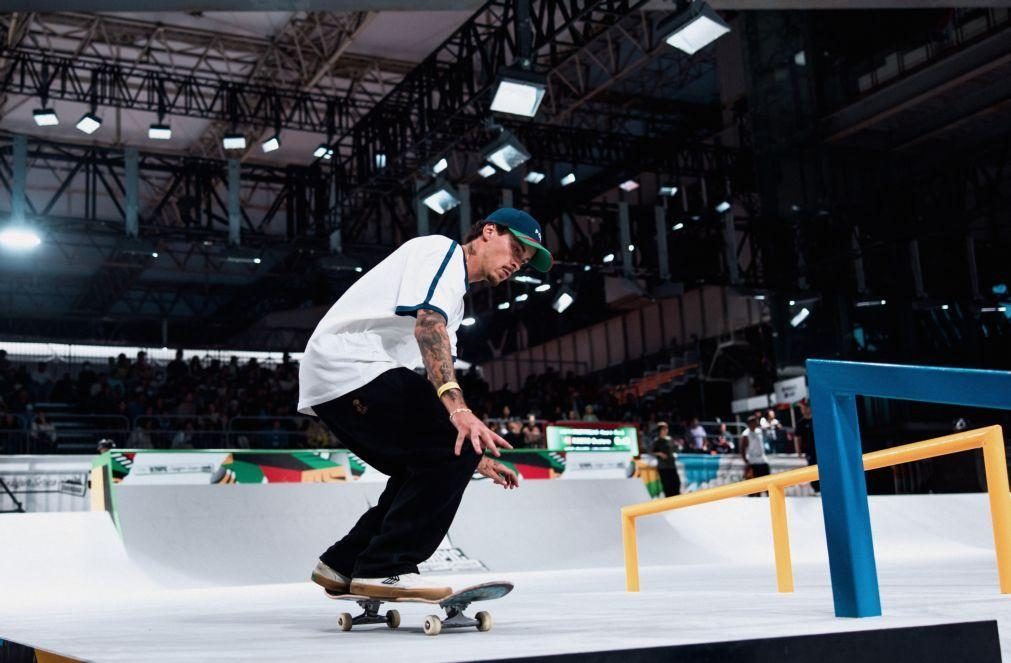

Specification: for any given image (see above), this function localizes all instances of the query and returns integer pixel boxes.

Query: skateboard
[325,581,513,636]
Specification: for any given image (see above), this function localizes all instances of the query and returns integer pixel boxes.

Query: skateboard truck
[338,599,401,631]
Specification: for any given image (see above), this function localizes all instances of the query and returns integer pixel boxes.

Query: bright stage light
[421,181,461,215]
[525,171,546,184]
[790,307,810,327]
[715,201,731,213]
[33,108,59,126]
[0,226,42,251]
[223,133,246,150]
[462,317,476,327]
[561,172,576,186]
[484,131,530,172]
[76,112,102,135]
[619,180,640,192]
[661,1,731,55]
[148,123,172,140]
[478,164,496,178]
[552,290,575,313]
[490,71,547,118]
[261,135,281,153]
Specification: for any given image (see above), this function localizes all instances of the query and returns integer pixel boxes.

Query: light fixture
[151,252,159,258]
[552,288,575,313]
[790,307,810,327]
[0,226,42,251]
[627,244,635,252]
[515,293,529,302]
[314,144,334,160]
[420,180,461,215]
[619,180,640,192]
[982,306,1008,313]
[497,302,511,310]
[856,299,887,308]
[535,283,551,292]
[354,266,363,273]
[431,157,448,175]
[478,164,497,178]
[33,108,59,126]
[603,253,615,263]
[375,153,387,169]
[753,294,766,301]
[223,133,247,150]
[490,69,547,118]
[659,185,679,197]
[789,300,796,306]
[583,265,591,272]
[560,172,576,186]
[76,112,102,135]
[941,304,950,310]
[148,123,172,140]
[462,317,477,327]
[483,130,530,172]
[672,222,685,231]
[794,50,807,66]
[514,275,542,284]
[715,201,731,213]
[659,1,732,55]
[261,134,281,153]
[525,171,546,184]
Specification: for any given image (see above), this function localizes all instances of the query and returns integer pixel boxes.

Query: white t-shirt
[297,235,468,415]
[742,428,768,464]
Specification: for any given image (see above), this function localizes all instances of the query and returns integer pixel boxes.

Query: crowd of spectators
[0,349,794,455]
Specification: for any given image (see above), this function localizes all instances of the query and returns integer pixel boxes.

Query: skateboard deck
[325,581,513,635]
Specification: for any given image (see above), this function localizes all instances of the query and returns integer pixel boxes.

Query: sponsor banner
[774,376,808,405]
[560,451,632,480]
[643,454,813,497]
[113,451,352,485]
[545,421,639,455]
[0,455,93,512]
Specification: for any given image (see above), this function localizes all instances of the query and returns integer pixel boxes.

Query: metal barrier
[621,425,1010,608]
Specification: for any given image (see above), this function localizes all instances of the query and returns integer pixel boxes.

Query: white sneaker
[311,561,351,593]
[350,573,453,600]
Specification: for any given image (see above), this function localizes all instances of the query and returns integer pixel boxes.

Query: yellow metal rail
[622,425,1011,593]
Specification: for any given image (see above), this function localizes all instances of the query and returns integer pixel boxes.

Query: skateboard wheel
[423,615,442,636]
[476,611,492,632]
[386,610,400,629]
[338,613,353,632]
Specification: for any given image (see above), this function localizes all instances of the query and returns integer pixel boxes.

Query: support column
[11,134,27,221]
[655,205,670,282]
[415,179,429,236]
[619,201,633,278]
[125,147,139,238]
[458,184,471,241]
[228,158,240,246]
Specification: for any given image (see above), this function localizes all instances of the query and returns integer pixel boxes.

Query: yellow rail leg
[769,484,795,593]
[981,428,1011,593]
[622,512,640,592]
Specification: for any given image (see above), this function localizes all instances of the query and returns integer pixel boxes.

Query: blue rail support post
[806,359,1011,618]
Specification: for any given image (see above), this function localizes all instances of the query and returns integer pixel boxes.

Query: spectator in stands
[0,409,22,454]
[50,372,76,403]
[649,421,680,497]
[582,405,599,422]
[177,391,197,417]
[503,419,524,449]
[30,410,57,452]
[521,415,544,449]
[794,401,817,493]
[688,417,707,452]
[306,419,335,448]
[740,416,770,493]
[166,349,188,383]
[171,420,195,449]
[761,408,783,451]
[30,362,54,402]
[263,419,289,449]
[126,419,154,450]
[711,422,735,453]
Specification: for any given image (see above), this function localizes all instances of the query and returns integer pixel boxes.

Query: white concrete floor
[1,560,1008,662]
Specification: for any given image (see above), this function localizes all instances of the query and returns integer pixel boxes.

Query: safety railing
[621,425,1010,597]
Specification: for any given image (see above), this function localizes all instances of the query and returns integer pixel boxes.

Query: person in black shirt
[649,422,680,497]
[794,401,818,493]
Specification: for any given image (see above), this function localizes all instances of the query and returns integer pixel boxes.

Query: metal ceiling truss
[331,0,655,218]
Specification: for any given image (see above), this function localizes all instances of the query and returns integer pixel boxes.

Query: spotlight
[514,275,542,284]
[253,258,262,265]
[794,51,807,66]
[659,1,731,55]
[659,185,679,197]
[431,157,448,175]
[314,144,334,160]
[375,153,387,168]
[483,130,530,172]
[515,293,529,302]
[261,134,281,153]
[715,201,731,213]
[628,244,635,252]
[223,133,247,150]
[525,171,546,184]
[790,307,810,327]
[561,172,576,186]
[490,69,547,118]
[603,253,615,263]
[462,317,477,327]
[33,108,59,126]
[535,283,551,292]
[619,180,640,192]
[354,267,363,273]
[497,302,511,310]
[583,265,592,272]
[151,252,159,258]
[552,288,575,313]
[478,164,497,178]
[0,226,42,251]
[856,299,887,308]
[753,294,766,301]
[148,123,172,140]
[420,180,461,215]
[789,300,796,306]
[76,112,102,135]
[941,304,950,310]
[672,222,685,231]
[982,306,1008,313]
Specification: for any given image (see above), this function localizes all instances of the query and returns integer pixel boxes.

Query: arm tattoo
[415,309,466,408]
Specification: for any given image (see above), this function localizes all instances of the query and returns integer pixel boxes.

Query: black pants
[311,368,482,578]
[658,467,680,497]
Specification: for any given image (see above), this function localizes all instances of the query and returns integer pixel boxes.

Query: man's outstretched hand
[452,410,513,457]
[477,456,519,489]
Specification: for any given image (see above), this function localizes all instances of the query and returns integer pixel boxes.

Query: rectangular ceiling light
[76,112,102,135]
[490,75,547,118]
[525,171,546,184]
[659,185,679,197]
[552,291,574,313]
[619,180,640,192]
[313,144,329,158]
[148,123,172,140]
[432,157,448,175]
[422,184,461,215]
[662,1,731,55]
[33,108,59,126]
[223,133,247,150]
[261,135,281,153]
[484,132,531,172]
[715,200,731,213]
[375,153,387,168]
[478,164,497,178]
[560,172,576,186]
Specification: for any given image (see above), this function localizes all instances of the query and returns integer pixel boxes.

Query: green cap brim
[509,229,553,272]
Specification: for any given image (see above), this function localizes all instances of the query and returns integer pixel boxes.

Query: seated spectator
[521,414,544,449]
[171,420,195,449]
[503,419,524,449]
[582,405,599,422]
[30,410,57,452]
[126,420,154,449]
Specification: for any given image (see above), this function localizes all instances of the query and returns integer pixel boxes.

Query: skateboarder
[298,208,553,601]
